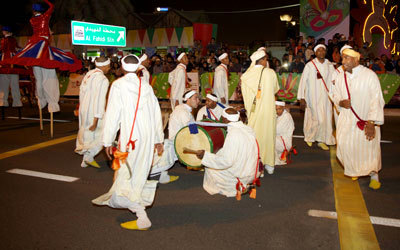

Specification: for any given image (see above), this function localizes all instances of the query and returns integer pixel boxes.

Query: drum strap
[344,72,366,130]
[206,108,218,121]
[126,77,142,151]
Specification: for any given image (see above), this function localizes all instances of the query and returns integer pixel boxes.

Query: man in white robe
[138,54,151,83]
[150,90,200,180]
[75,57,110,168]
[169,52,189,110]
[332,48,384,190]
[92,55,164,230]
[196,93,225,121]
[297,44,336,150]
[195,108,259,198]
[275,101,295,165]
[213,53,229,105]
[241,50,279,175]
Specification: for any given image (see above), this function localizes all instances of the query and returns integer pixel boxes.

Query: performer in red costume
[0,26,23,119]
[1,0,81,114]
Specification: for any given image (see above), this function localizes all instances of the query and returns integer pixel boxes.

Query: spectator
[152,57,163,75]
[370,58,386,74]
[163,54,176,73]
[381,54,395,72]
[229,56,242,73]
[187,56,197,72]
[289,55,305,73]
[332,46,341,64]
[305,44,314,62]
[396,60,400,74]
[206,37,219,53]
[199,62,209,75]
[209,57,218,71]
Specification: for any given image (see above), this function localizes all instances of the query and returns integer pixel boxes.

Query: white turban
[342,48,361,61]
[340,45,352,55]
[218,53,228,61]
[257,47,266,51]
[222,108,240,122]
[95,58,110,67]
[177,53,186,61]
[314,44,326,52]
[139,54,148,63]
[275,101,285,106]
[250,50,266,62]
[121,54,140,72]
[183,90,196,101]
[206,94,218,102]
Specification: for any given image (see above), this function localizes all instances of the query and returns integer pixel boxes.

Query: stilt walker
[0,0,81,137]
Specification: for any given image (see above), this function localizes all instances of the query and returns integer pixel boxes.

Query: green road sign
[71,21,126,47]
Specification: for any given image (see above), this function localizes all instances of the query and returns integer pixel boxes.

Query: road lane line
[6,116,72,123]
[308,209,400,228]
[6,168,79,182]
[293,135,391,143]
[0,134,77,160]
[330,147,380,249]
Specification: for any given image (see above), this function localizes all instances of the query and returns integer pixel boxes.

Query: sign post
[71,21,126,47]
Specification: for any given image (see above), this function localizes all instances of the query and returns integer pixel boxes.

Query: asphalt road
[0,102,399,250]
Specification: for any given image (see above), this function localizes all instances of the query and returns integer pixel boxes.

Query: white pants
[0,74,22,107]
[33,66,60,112]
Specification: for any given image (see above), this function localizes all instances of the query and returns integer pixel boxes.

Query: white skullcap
[222,108,240,122]
[121,54,140,72]
[206,94,218,102]
[218,53,228,61]
[177,53,186,61]
[139,54,148,63]
[250,50,266,62]
[275,101,285,106]
[183,90,196,101]
[314,44,326,52]
[95,58,110,67]
[257,47,266,51]
[340,45,352,55]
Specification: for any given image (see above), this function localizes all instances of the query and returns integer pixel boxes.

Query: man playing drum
[195,108,259,198]
[196,93,225,121]
[150,90,200,181]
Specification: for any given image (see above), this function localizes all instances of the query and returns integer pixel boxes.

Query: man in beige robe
[332,48,384,190]
[241,50,279,174]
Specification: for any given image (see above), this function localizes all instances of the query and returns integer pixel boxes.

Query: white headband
[257,47,266,51]
[340,45,352,55]
[95,58,110,67]
[121,55,140,72]
[183,90,196,101]
[222,108,240,122]
[275,101,285,106]
[250,50,266,62]
[206,94,218,102]
[140,54,148,63]
[218,53,228,61]
[177,53,186,61]
[314,44,326,52]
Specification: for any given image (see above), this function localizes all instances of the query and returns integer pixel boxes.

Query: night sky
[1,0,300,44]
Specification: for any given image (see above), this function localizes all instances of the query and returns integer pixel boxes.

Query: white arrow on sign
[117,31,124,42]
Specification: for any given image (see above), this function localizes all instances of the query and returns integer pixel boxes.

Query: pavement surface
[0,102,399,250]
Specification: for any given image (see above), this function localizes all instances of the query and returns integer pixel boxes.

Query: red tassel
[280,149,288,161]
[357,120,366,130]
[292,148,297,155]
[255,178,261,187]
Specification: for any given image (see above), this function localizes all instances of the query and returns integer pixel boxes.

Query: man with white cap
[75,56,110,168]
[275,101,295,165]
[138,54,151,83]
[213,53,230,105]
[331,48,384,190]
[297,44,336,150]
[195,108,259,198]
[257,47,270,68]
[169,52,189,110]
[241,49,279,174]
[92,54,164,230]
[196,93,225,121]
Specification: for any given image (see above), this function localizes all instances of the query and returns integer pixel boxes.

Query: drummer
[150,90,200,181]
[196,93,226,122]
[195,108,259,198]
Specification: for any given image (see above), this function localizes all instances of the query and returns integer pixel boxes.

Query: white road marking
[308,209,400,228]
[293,135,392,143]
[6,116,71,123]
[6,168,79,182]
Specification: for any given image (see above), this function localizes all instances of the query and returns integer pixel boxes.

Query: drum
[174,123,226,168]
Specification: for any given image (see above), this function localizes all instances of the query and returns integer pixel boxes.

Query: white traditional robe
[196,103,225,121]
[241,65,279,166]
[150,103,193,176]
[75,69,109,157]
[297,58,336,145]
[0,74,22,107]
[201,121,258,197]
[275,110,295,165]
[170,63,187,110]
[138,64,150,84]
[33,66,60,112]
[92,73,163,210]
[330,65,345,124]
[213,64,229,105]
[332,65,384,177]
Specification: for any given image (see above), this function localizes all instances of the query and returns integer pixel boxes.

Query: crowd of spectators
[79,34,400,78]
